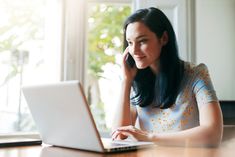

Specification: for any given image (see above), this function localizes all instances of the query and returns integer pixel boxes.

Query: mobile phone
[125,53,135,68]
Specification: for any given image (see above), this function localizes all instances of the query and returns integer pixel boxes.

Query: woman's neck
[150,60,160,74]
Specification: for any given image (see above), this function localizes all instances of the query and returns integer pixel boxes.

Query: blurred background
[0,0,234,134]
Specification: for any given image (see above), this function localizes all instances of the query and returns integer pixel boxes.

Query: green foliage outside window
[88,4,131,78]
[87,4,131,131]
[0,0,45,133]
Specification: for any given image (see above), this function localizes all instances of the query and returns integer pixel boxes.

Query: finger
[112,131,128,140]
[117,125,136,132]
[119,130,150,141]
[111,126,131,140]
[116,130,138,141]
[117,129,135,134]
[112,131,125,140]
[112,125,135,138]
[114,126,150,141]
[123,46,129,56]
[111,130,117,136]
[111,127,129,136]
[123,48,131,62]
[116,127,145,141]
[111,130,119,140]
[111,126,127,136]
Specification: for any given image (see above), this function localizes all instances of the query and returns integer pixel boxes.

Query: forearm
[151,125,223,147]
[112,80,133,130]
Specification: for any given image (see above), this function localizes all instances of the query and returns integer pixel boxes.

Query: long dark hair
[123,7,184,109]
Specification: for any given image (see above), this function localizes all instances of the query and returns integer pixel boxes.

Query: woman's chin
[136,64,148,69]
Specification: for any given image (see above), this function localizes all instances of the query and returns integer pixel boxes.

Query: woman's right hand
[122,47,137,84]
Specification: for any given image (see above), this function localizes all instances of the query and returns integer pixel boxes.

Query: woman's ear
[160,31,168,46]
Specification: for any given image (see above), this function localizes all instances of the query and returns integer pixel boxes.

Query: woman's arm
[112,80,137,130]
[111,47,138,138]
[152,101,223,147]
[114,101,223,147]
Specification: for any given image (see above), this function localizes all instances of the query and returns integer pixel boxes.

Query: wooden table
[0,144,234,157]
[0,126,234,157]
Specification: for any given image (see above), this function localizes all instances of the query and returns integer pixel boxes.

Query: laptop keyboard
[101,138,132,148]
[106,141,129,147]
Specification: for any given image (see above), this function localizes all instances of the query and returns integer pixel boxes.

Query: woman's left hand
[112,125,153,141]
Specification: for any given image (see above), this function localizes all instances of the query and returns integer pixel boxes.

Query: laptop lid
[22,81,155,153]
[22,81,104,152]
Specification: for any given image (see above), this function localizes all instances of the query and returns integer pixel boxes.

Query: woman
[112,7,223,147]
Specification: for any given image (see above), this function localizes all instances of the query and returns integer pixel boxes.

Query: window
[0,0,132,134]
[0,0,62,134]
[86,2,131,131]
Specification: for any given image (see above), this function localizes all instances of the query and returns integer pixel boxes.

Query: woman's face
[126,22,167,72]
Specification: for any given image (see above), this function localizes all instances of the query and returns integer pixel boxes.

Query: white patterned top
[134,62,218,133]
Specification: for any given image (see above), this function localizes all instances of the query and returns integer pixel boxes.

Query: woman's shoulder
[184,62,209,76]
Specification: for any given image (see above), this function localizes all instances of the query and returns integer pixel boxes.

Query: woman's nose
[130,43,139,55]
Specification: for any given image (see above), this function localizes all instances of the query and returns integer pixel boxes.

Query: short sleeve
[192,63,218,107]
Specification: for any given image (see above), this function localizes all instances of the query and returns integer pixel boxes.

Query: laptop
[21,80,155,153]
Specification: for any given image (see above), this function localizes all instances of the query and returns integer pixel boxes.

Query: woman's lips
[134,55,146,61]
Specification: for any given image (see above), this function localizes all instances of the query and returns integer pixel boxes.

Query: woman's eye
[128,42,133,46]
[139,39,148,44]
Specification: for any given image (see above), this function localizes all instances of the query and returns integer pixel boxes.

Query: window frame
[0,0,136,137]
[0,0,63,136]
[62,0,134,88]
